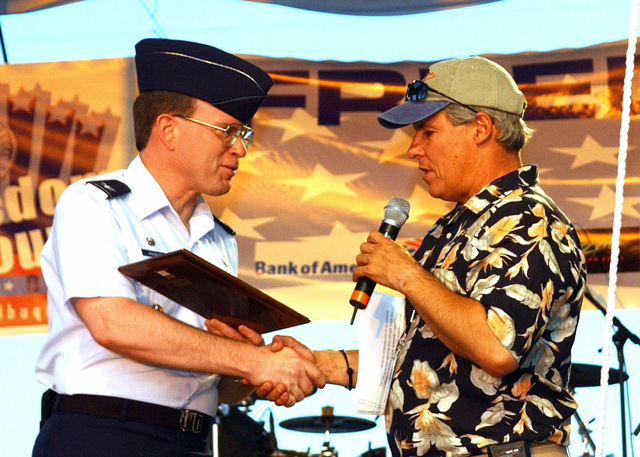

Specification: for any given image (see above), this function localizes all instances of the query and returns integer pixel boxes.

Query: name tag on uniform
[141,249,165,257]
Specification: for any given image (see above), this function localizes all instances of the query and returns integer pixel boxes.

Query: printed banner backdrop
[1,39,639,336]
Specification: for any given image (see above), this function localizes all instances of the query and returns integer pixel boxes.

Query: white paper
[355,291,406,416]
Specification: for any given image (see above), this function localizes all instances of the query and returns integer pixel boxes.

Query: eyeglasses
[172,115,254,151]
[404,80,478,114]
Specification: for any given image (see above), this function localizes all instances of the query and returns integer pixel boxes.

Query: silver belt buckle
[179,410,203,433]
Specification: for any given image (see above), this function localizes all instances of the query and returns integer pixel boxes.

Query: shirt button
[446,232,452,239]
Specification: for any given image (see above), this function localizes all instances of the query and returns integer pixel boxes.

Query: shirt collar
[127,156,172,220]
[462,164,538,215]
[127,156,217,240]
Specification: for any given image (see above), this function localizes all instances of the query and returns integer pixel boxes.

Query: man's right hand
[205,320,322,407]
[250,343,325,407]
[254,335,320,406]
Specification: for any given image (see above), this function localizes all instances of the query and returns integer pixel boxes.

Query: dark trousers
[32,409,213,457]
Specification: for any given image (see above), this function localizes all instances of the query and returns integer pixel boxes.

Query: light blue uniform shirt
[36,156,237,416]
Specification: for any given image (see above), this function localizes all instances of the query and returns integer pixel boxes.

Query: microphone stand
[584,286,639,457]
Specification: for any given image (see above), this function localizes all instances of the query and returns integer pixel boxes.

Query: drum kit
[217,402,381,457]
[275,406,377,457]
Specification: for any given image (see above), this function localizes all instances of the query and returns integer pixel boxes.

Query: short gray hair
[444,104,534,152]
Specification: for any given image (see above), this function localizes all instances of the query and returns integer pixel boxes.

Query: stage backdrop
[1,39,639,336]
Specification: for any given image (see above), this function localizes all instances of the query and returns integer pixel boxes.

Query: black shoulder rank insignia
[87,180,131,199]
[214,216,236,236]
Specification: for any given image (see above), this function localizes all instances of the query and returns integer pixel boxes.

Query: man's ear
[155,114,177,150]
[473,112,493,145]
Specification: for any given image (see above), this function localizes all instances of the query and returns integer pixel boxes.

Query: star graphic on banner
[77,111,105,137]
[257,108,337,143]
[568,185,640,220]
[218,208,276,240]
[47,99,74,125]
[10,87,36,114]
[65,95,89,115]
[550,135,620,168]
[408,184,454,218]
[279,163,367,202]
[94,106,119,125]
[3,280,14,292]
[358,129,413,163]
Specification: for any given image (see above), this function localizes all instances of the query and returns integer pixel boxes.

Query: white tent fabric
[0,0,635,65]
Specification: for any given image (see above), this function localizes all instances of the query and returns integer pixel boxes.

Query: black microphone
[349,196,410,324]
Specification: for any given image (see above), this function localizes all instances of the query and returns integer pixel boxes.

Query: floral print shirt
[386,165,586,457]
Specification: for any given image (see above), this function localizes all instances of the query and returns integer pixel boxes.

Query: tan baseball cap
[378,56,526,129]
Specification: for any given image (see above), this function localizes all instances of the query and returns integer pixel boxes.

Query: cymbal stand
[319,420,338,457]
[585,287,640,457]
[573,406,596,457]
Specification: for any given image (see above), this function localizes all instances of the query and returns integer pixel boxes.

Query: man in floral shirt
[256,56,586,457]
[383,162,585,457]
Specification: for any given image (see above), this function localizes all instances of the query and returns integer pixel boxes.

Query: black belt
[55,392,213,435]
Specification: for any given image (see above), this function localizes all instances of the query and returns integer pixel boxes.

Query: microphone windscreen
[383,196,410,227]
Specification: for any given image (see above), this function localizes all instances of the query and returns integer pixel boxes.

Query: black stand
[584,287,640,457]
[573,407,596,456]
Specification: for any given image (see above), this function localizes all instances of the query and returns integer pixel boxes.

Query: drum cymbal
[280,415,376,433]
[569,363,628,388]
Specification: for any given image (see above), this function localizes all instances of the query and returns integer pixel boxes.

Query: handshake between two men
[206,318,355,408]
[203,228,409,407]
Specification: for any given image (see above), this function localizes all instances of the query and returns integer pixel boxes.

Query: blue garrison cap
[135,38,273,124]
